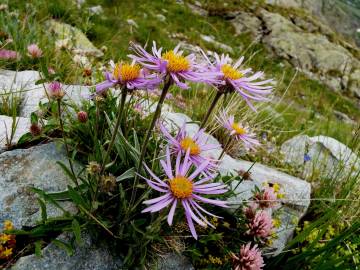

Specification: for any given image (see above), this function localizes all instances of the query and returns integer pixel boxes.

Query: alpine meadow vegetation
[0,0,359,270]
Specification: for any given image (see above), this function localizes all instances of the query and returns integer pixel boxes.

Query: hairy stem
[101,88,128,174]
[57,99,78,187]
[130,76,172,207]
[200,91,222,129]
[219,136,232,160]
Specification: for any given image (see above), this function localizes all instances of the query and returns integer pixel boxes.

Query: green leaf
[17,132,33,145]
[35,78,47,85]
[31,187,69,214]
[30,112,39,124]
[37,198,47,223]
[72,219,83,246]
[56,161,78,185]
[116,167,135,182]
[34,241,42,257]
[67,186,89,209]
[52,239,74,256]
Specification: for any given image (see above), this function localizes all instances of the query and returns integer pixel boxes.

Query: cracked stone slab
[0,143,78,229]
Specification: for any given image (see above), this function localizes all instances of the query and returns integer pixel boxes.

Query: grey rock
[266,0,360,47]
[231,11,261,38]
[200,34,234,53]
[219,157,311,211]
[0,143,78,229]
[281,134,360,179]
[186,3,207,16]
[11,231,123,270]
[47,20,103,57]
[0,69,42,117]
[156,253,194,270]
[0,69,91,118]
[0,115,31,152]
[259,9,359,96]
[349,69,360,98]
[334,110,357,125]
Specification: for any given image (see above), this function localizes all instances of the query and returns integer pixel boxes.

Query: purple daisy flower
[217,111,260,150]
[159,122,219,175]
[140,147,228,239]
[208,53,273,110]
[95,61,161,94]
[129,41,221,89]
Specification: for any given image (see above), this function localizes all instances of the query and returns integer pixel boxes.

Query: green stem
[100,88,128,174]
[219,136,232,160]
[200,91,223,129]
[57,99,78,188]
[130,76,172,207]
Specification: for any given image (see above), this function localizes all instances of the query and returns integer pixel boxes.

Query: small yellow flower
[277,193,285,199]
[0,247,13,258]
[0,234,11,244]
[272,218,281,228]
[208,255,223,265]
[3,220,13,231]
[273,183,281,193]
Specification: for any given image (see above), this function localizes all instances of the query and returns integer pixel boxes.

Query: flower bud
[77,111,88,123]
[29,123,42,136]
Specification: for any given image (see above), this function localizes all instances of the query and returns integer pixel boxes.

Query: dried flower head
[230,242,265,270]
[86,161,101,175]
[100,174,117,193]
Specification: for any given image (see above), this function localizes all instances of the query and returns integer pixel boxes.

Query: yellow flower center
[169,175,193,199]
[113,63,141,81]
[162,50,190,72]
[231,122,246,135]
[221,64,243,80]
[180,137,201,155]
